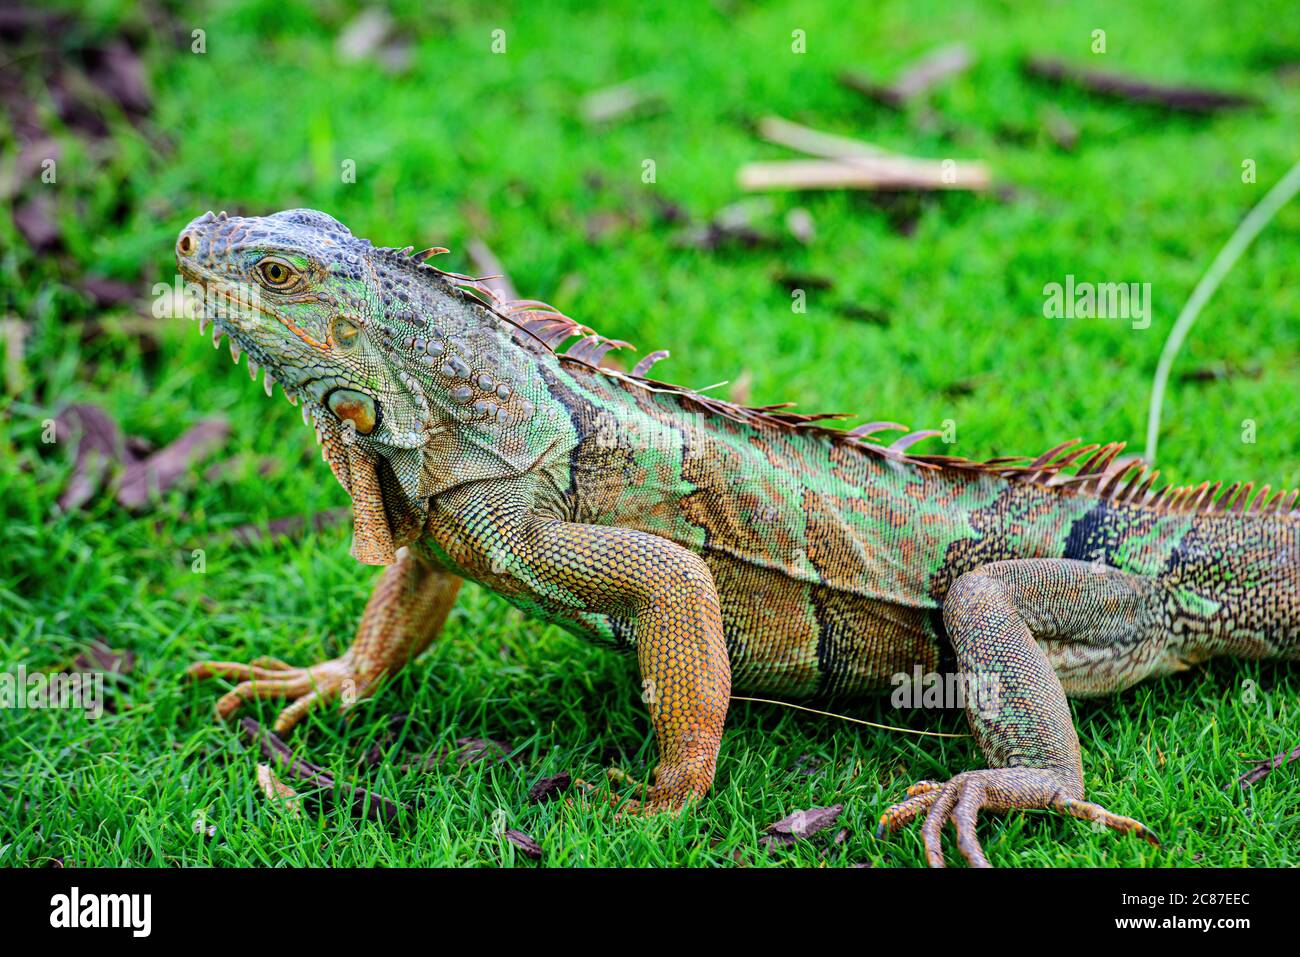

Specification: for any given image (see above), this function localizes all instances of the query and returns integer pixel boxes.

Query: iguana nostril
[327,388,378,435]
[178,232,196,256]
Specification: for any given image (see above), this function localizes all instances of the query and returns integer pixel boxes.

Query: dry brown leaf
[256,763,303,817]
[760,804,844,851]
[73,638,134,676]
[527,772,572,804]
[116,417,230,510]
[54,404,129,512]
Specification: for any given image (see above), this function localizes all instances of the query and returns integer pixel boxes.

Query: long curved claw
[951,778,991,868]
[1058,796,1161,846]
[270,689,326,734]
[920,781,964,867]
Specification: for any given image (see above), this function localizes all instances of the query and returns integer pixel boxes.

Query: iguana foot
[876,768,1160,868]
[187,652,375,733]
[613,789,697,816]
[569,763,709,816]
[187,558,463,736]
[614,761,713,815]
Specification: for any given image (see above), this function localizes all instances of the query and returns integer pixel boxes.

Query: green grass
[2,0,1298,866]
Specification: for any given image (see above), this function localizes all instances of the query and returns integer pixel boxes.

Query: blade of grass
[1145,160,1300,463]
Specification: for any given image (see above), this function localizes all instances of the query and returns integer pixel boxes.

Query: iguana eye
[255,257,298,289]
[332,317,361,350]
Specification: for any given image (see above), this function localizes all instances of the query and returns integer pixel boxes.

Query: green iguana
[177,208,1298,867]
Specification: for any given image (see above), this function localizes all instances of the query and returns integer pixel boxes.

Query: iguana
[177,208,1298,867]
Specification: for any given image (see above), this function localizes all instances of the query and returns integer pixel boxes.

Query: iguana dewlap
[177,208,1299,866]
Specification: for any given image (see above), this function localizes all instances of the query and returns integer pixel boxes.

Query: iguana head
[175,208,558,565]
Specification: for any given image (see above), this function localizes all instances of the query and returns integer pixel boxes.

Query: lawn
[1,0,1297,867]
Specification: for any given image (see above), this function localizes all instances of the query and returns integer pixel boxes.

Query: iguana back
[533,359,1300,698]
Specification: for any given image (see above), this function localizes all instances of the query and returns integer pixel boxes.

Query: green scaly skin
[177,208,1298,866]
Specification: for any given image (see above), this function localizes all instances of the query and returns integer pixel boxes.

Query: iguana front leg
[188,547,461,733]
[513,518,731,811]
[878,559,1163,867]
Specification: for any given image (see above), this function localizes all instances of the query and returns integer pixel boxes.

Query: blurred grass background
[0,0,1297,866]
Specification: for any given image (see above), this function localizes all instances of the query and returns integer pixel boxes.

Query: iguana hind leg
[879,559,1163,867]
[188,546,461,733]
